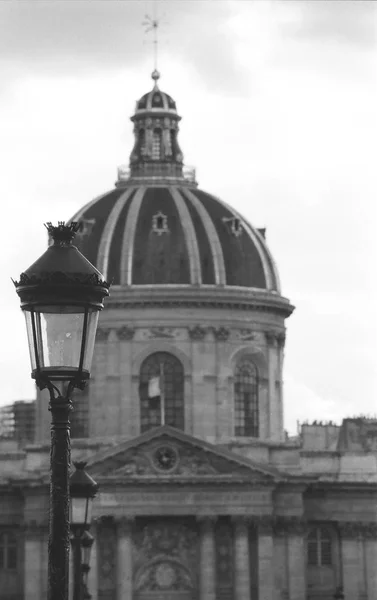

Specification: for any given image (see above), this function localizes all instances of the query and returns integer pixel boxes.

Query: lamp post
[13,222,109,600]
[80,531,95,600]
[69,461,98,600]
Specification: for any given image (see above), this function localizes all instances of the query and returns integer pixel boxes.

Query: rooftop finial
[143,2,165,89]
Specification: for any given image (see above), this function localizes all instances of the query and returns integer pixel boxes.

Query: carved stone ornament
[238,329,256,341]
[147,327,175,339]
[116,326,135,340]
[188,325,207,341]
[96,327,111,341]
[133,521,197,592]
[212,327,230,341]
[273,516,307,537]
[152,445,179,472]
[265,330,276,346]
[338,521,377,540]
[276,332,286,348]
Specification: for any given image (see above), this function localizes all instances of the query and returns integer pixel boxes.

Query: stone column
[339,522,362,599]
[198,516,216,600]
[365,523,377,598]
[24,522,44,600]
[285,519,306,600]
[265,331,276,439]
[87,521,98,600]
[116,516,134,600]
[233,516,251,600]
[257,516,274,600]
[365,525,377,600]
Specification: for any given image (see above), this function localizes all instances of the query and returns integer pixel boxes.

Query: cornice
[306,480,377,493]
[102,285,294,318]
[93,475,277,487]
[338,521,377,539]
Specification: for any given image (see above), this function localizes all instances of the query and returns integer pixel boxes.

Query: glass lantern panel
[82,311,99,372]
[70,496,88,526]
[36,311,85,370]
[24,312,37,371]
[81,541,93,567]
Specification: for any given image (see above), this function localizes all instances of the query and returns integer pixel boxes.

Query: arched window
[234,359,259,437]
[139,128,146,156]
[307,526,332,566]
[139,352,184,433]
[0,532,17,570]
[152,129,162,160]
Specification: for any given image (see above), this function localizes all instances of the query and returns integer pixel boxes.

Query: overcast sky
[0,0,376,434]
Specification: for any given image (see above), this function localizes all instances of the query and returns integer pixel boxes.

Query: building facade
[0,70,376,600]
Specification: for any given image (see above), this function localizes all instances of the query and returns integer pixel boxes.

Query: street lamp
[69,461,98,600]
[13,222,109,600]
[81,531,95,600]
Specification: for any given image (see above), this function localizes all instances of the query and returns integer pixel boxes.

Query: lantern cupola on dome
[117,71,194,186]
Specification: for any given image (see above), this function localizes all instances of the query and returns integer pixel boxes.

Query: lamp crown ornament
[45,221,80,245]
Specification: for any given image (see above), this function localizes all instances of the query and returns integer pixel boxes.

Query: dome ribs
[169,187,201,285]
[193,190,268,290]
[106,189,136,285]
[131,188,191,285]
[119,186,147,285]
[179,189,216,285]
[97,187,136,282]
[180,188,226,286]
[70,188,124,270]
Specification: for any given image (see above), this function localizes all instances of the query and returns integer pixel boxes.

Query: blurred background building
[0,71,376,600]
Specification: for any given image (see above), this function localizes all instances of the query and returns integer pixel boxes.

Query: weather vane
[142,2,168,76]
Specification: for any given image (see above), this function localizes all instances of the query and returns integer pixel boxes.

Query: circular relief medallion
[155,562,176,589]
[152,445,179,472]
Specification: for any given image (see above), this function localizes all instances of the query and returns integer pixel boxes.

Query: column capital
[231,515,253,529]
[197,514,217,527]
[23,520,49,537]
[338,521,377,540]
[254,515,274,535]
[273,516,308,537]
[114,515,135,536]
[265,330,276,346]
[94,515,115,530]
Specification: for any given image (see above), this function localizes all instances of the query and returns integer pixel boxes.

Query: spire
[143,4,161,79]
[115,6,196,187]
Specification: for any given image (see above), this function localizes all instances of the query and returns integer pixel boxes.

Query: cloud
[0,0,248,94]
[284,374,356,434]
[281,0,377,48]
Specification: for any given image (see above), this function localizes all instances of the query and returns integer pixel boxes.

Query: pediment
[85,426,282,484]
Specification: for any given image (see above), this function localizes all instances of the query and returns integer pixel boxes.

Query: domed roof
[69,73,282,295]
[71,185,280,290]
[135,70,177,114]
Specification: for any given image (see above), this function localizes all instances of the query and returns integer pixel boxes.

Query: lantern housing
[69,461,98,529]
[13,222,109,389]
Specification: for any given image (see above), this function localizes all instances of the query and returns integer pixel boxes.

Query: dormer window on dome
[222,216,243,238]
[152,211,169,236]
